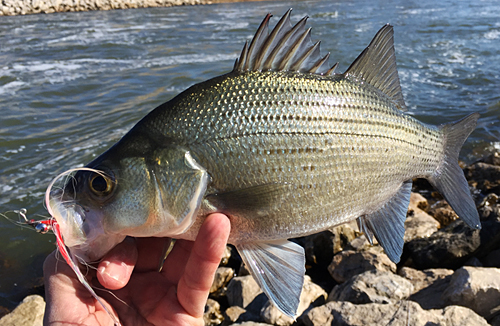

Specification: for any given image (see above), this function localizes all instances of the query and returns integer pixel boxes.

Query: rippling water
[0,0,499,309]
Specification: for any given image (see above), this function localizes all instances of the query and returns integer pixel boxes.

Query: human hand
[43,213,231,326]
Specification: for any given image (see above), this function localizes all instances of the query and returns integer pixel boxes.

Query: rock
[439,305,491,326]
[328,246,396,283]
[442,266,500,318]
[302,300,489,326]
[210,266,234,296]
[222,306,261,326]
[478,193,500,221]
[484,248,500,268]
[409,192,429,211]
[398,267,453,309]
[407,219,481,269]
[329,269,413,305]
[261,275,327,326]
[465,161,500,194]
[302,221,359,267]
[204,298,224,326]
[404,206,440,242]
[428,200,459,227]
[232,322,273,326]
[226,275,268,316]
[0,295,45,326]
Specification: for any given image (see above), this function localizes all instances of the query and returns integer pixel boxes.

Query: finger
[177,213,231,318]
[160,239,194,283]
[97,237,138,290]
[135,237,172,273]
[43,250,118,325]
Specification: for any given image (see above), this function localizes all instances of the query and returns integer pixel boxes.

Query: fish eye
[89,173,114,197]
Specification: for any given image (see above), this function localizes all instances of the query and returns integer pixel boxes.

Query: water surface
[1,0,499,309]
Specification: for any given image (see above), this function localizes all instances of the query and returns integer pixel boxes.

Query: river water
[0,0,499,310]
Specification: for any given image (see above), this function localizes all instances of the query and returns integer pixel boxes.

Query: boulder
[222,306,261,325]
[428,200,459,227]
[398,267,454,309]
[442,266,500,318]
[0,295,45,326]
[303,221,359,267]
[226,275,268,316]
[328,246,396,283]
[329,269,413,304]
[261,275,327,326]
[404,207,440,242]
[302,300,489,326]
[407,220,481,269]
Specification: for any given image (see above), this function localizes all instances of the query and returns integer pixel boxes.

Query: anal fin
[236,240,305,317]
[357,181,412,263]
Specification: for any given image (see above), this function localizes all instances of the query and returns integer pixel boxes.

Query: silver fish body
[48,10,481,317]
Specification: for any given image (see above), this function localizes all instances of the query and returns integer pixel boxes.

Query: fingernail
[104,262,128,283]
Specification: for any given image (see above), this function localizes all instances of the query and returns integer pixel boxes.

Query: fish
[47,9,481,318]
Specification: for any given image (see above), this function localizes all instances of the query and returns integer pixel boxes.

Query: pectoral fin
[236,240,305,317]
[357,181,412,263]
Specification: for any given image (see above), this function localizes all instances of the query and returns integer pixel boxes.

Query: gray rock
[302,221,359,267]
[409,192,429,211]
[398,267,453,309]
[222,306,261,326]
[328,246,396,283]
[329,269,413,304]
[442,266,500,318]
[407,219,481,269]
[404,206,440,242]
[0,295,45,326]
[226,275,263,308]
[261,275,327,326]
[302,300,489,326]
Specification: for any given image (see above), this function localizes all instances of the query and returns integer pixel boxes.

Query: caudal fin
[429,113,481,229]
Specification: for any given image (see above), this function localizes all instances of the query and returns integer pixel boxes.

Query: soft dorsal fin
[344,24,407,111]
[233,9,336,75]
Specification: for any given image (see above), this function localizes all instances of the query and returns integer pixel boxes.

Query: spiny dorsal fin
[233,9,336,75]
[344,24,407,111]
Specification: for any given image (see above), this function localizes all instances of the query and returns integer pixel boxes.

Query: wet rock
[204,298,224,326]
[328,246,396,283]
[442,266,500,318]
[329,269,413,304]
[302,300,489,326]
[210,266,235,296]
[0,295,45,326]
[407,219,481,270]
[398,267,453,309]
[261,275,327,326]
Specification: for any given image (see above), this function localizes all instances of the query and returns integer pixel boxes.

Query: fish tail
[429,112,481,229]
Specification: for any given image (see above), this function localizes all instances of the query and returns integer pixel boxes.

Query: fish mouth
[45,168,124,262]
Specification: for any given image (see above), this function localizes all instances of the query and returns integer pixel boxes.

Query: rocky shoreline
[0,0,249,16]
[1,151,499,325]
